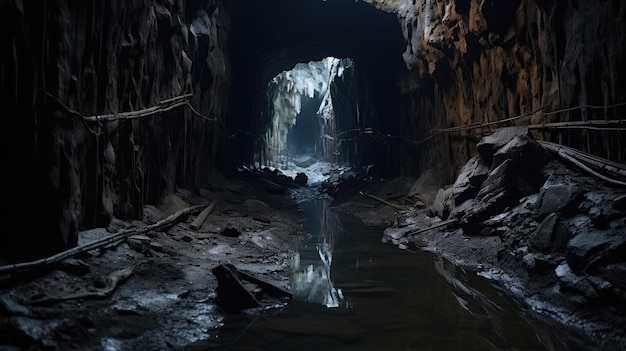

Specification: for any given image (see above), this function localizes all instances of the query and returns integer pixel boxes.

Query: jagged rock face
[366,0,625,183]
[2,0,624,262]
[263,58,347,163]
[1,0,231,260]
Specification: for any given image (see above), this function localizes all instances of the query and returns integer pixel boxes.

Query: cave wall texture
[1,0,231,260]
[372,0,626,183]
[1,0,624,261]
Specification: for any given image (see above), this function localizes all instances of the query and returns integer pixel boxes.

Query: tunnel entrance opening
[259,57,354,185]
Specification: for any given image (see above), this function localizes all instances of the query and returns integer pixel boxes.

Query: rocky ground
[332,127,626,350]
[1,128,625,351]
[0,172,306,350]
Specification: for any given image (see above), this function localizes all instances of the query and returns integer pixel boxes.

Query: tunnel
[1,0,626,349]
[227,0,406,174]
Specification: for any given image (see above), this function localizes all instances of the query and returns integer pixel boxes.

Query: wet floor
[193,198,597,351]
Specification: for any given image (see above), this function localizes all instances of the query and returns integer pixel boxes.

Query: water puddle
[193,198,595,350]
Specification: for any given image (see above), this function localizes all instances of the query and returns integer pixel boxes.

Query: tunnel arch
[225,0,407,174]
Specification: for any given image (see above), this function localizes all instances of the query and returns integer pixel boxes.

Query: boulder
[449,198,474,220]
[432,187,454,219]
[294,172,308,186]
[158,194,189,216]
[535,176,582,219]
[555,262,599,299]
[492,134,545,168]
[565,227,626,273]
[529,212,560,252]
[451,155,489,205]
[476,126,529,162]
[460,159,515,233]
[220,225,241,238]
[408,169,440,196]
[492,134,546,195]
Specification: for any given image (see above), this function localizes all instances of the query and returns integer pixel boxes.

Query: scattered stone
[107,218,132,233]
[58,258,90,276]
[128,235,151,243]
[449,199,474,220]
[461,159,514,232]
[158,194,189,216]
[478,226,497,236]
[555,262,599,299]
[9,317,60,349]
[535,177,581,218]
[78,227,111,246]
[522,252,559,272]
[181,235,193,242]
[432,187,453,219]
[529,213,560,252]
[408,169,440,197]
[253,216,271,224]
[126,235,153,253]
[220,225,241,238]
[150,241,164,252]
[451,155,488,205]
[565,228,626,273]
[143,205,165,224]
[614,194,626,211]
[294,172,308,186]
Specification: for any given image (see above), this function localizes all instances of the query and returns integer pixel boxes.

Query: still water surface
[199,198,592,350]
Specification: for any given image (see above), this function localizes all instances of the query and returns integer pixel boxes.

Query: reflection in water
[193,198,599,351]
[291,200,343,307]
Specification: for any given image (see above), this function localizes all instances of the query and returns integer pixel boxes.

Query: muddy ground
[0,172,306,350]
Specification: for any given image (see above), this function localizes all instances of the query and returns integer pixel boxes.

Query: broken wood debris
[211,264,291,313]
[405,218,458,236]
[190,200,217,230]
[358,191,408,211]
[0,204,205,275]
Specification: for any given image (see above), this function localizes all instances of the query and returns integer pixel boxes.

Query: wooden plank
[225,264,292,298]
[359,191,407,211]
[190,201,217,230]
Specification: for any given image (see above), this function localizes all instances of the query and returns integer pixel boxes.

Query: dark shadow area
[287,97,322,156]
[226,0,406,173]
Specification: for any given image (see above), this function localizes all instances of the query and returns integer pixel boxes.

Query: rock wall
[366,0,626,184]
[1,0,231,261]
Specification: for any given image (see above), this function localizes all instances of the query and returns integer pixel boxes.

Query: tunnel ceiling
[228,0,406,83]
